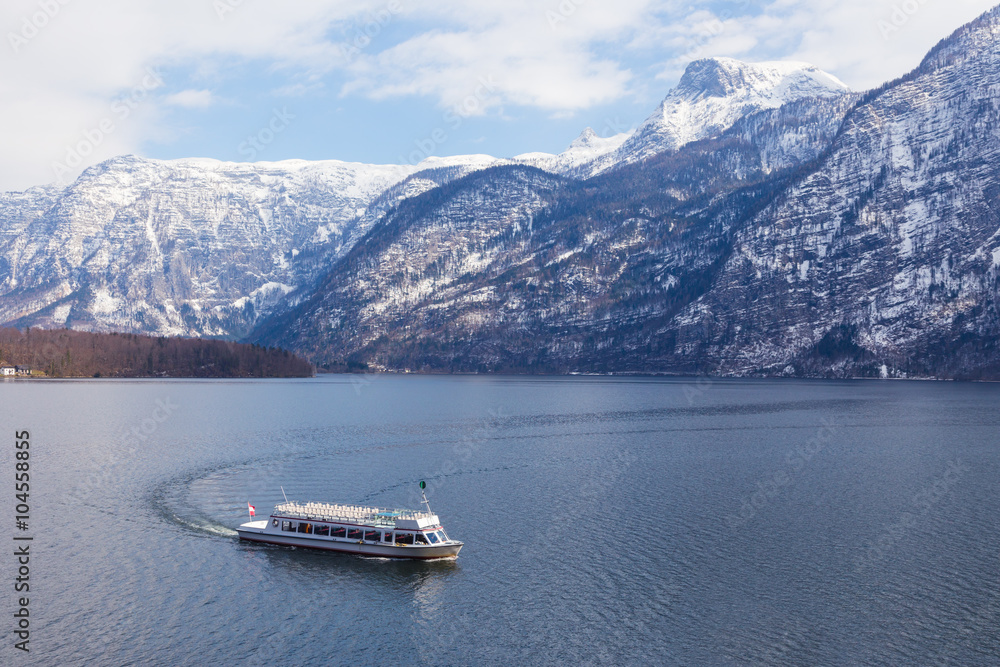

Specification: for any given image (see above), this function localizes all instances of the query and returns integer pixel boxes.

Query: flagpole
[419,481,432,515]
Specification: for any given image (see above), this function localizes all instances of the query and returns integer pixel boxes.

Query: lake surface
[2,375,999,665]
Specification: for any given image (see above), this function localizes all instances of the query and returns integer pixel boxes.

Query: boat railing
[272,501,433,525]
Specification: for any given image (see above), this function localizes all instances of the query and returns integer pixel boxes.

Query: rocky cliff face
[0,155,493,337]
[256,7,1000,379]
[672,7,1000,378]
[11,7,1000,379]
[256,91,858,371]
[582,58,849,176]
[0,54,847,341]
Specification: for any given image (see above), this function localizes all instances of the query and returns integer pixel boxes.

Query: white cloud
[164,89,215,108]
[651,0,999,91]
[341,0,653,111]
[0,0,360,190]
[0,0,997,191]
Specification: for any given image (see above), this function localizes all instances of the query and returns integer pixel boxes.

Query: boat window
[332,527,346,538]
[437,531,448,542]
[395,533,414,545]
[315,525,330,536]
[414,533,429,545]
[364,530,379,542]
[282,521,295,532]
[427,532,439,544]
[297,522,312,534]
[383,532,393,542]
[347,528,362,539]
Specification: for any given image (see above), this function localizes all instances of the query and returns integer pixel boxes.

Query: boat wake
[172,514,239,538]
[148,443,505,547]
[149,461,251,541]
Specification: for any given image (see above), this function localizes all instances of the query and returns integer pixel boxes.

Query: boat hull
[237,523,463,560]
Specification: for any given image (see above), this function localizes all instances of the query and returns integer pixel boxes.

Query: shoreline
[4,371,995,383]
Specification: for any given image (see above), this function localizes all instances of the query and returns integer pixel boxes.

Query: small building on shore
[0,366,15,376]
[15,366,31,376]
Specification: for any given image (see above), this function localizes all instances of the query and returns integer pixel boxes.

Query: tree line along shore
[0,327,314,378]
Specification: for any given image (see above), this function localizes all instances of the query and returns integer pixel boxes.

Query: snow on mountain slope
[580,57,849,176]
[670,6,1000,377]
[0,154,495,337]
[254,7,1000,379]
[478,58,848,180]
[255,91,859,371]
[0,55,851,341]
[512,127,630,175]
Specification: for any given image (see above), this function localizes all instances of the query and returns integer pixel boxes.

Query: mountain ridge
[0,55,849,341]
[252,6,1000,379]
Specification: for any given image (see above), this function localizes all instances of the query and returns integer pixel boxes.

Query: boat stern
[237,519,269,537]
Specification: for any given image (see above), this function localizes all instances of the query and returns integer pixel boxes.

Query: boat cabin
[275,518,450,545]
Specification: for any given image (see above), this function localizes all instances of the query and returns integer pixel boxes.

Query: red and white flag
[248,502,256,518]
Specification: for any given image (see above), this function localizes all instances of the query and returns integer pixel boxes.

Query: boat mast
[419,480,432,515]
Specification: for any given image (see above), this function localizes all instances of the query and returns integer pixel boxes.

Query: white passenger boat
[237,485,463,560]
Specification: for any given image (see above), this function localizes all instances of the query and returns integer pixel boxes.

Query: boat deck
[272,501,434,528]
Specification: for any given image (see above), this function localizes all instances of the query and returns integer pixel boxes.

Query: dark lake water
[2,375,999,665]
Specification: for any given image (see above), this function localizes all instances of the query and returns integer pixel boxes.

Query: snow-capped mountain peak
[561,126,630,159]
[604,57,850,168]
[0,152,498,337]
[511,126,630,175]
[567,127,601,149]
[674,57,848,101]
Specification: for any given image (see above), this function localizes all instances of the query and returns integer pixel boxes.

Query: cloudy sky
[1,0,997,191]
